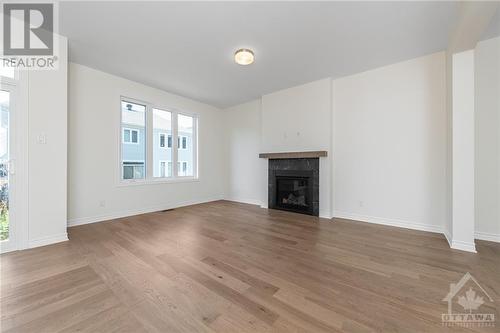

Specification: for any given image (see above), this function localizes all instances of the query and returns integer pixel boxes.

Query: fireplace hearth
[268,158,319,216]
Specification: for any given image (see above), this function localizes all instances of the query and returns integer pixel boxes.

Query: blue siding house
[121,102,193,179]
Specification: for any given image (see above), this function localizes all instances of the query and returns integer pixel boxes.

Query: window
[159,133,166,148]
[178,136,187,149]
[159,161,173,178]
[153,108,172,178]
[120,98,197,182]
[121,101,145,180]
[177,114,195,177]
[123,162,145,179]
[123,128,139,144]
[177,161,188,176]
[0,62,15,79]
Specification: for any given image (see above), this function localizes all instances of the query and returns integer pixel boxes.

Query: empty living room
[1,1,500,332]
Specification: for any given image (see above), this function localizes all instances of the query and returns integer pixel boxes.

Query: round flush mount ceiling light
[234,48,255,65]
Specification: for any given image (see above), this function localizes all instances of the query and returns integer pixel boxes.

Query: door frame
[0,71,28,253]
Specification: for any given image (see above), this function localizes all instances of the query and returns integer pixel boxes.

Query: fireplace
[268,158,319,216]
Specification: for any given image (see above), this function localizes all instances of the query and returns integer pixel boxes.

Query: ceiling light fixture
[234,48,255,65]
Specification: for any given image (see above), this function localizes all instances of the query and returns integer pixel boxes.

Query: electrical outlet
[358,200,364,207]
[37,133,47,144]
[99,200,106,208]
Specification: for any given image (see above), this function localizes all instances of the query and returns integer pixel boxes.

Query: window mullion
[172,112,179,178]
[146,104,153,180]
[193,117,198,178]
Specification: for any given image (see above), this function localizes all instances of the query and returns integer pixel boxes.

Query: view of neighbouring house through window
[153,108,172,178]
[178,114,194,177]
[121,99,197,181]
[0,91,9,241]
[121,101,146,180]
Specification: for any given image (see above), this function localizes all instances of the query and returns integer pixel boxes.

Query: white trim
[450,239,477,253]
[225,198,264,207]
[68,196,224,227]
[116,176,199,187]
[319,212,332,219]
[444,229,452,247]
[475,231,500,243]
[333,210,444,234]
[28,233,68,249]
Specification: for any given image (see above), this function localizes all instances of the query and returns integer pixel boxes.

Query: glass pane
[123,165,134,179]
[121,101,146,180]
[0,91,9,241]
[0,61,15,79]
[123,129,130,142]
[153,108,172,178]
[178,114,194,176]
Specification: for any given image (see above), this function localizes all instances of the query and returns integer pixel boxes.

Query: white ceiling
[60,1,459,108]
[482,7,500,40]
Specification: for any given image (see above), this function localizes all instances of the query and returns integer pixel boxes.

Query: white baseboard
[28,233,68,248]
[333,210,444,234]
[225,198,263,207]
[68,196,224,227]
[319,212,332,219]
[475,231,500,243]
[450,239,477,253]
[444,229,452,247]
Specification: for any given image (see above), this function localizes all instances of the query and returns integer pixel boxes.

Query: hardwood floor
[1,200,499,332]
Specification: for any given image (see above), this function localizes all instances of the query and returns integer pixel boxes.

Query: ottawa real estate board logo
[442,272,496,328]
[1,2,59,70]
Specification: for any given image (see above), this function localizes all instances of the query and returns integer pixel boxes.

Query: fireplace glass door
[275,176,311,214]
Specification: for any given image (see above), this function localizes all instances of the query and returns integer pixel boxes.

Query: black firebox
[268,158,319,216]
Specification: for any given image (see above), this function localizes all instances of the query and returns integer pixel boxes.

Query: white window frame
[123,127,139,144]
[0,68,29,253]
[118,96,199,186]
[176,112,198,178]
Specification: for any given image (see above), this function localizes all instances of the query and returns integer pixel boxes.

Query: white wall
[261,79,333,218]
[224,54,449,230]
[224,100,265,205]
[68,63,227,225]
[451,50,476,252]
[475,36,500,242]
[26,36,69,248]
[332,52,447,233]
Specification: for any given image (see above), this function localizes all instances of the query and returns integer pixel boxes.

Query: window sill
[117,177,199,187]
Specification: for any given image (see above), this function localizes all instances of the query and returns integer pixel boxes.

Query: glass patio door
[0,87,16,252]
